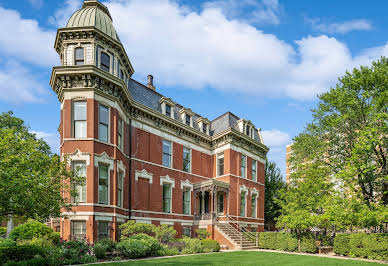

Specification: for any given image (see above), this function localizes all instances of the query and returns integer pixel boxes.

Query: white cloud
[261,129,290,149]
[27,0,44,9]
[106,0,388,101]
[31,131,60,154]
[0,7,57,67]
[309,18,372,34]
[0,60,46,103]
[48,0,82,28]
[203,0,282,25]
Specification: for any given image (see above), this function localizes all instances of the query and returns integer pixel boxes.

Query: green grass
[99,251,383,265]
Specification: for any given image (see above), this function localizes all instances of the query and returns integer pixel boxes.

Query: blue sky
[0,0,387,179]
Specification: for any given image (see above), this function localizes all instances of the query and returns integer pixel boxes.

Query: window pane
[186,115,191,126]
[203,124,207,133]
[99,105,109,125]
[74,121,86,138]
[73,162,86,203]
[183,147,190,172]
[99,124,108,142]
[99,165,108,204]
[246,126,250,135]
[165,105,171,117]
[100,52,110,72]
[162,140,171,167]
[163,184,171,213]
[74,102,86,120]
[252,160,257,181]
[217,153,224,176]
[241,155,246,178]
[98,222,109,240]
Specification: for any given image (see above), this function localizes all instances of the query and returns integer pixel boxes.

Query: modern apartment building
[50,0,269,249]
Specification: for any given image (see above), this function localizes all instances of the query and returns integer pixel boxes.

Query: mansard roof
[127,78,262,142]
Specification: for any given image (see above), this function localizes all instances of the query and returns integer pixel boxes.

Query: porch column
[201,191,205,215]
[226,190,230,215]
[194,192,197,215]
[210,190,214,214]
[214,190,217,215]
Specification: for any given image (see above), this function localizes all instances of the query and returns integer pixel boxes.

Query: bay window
[73,101,86,138]
[99,105,109,142]
[72,162,86,203]
[98,165,109,204]
[118,118,123,150]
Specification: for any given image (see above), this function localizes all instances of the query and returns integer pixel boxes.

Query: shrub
[333,233,388,261]
[119,220,155,239]
[130,233,161,256]
[201,239,220,252]
[0,244,45,265]
[60,240,96,265]
[94,238,116,259]
[9,220,54,242]
[181,237,204,254]
[258,232,300,252]
[0,227,7,236]
[258,232,277,249]
[4,257,49,266]
[0,239,16,248]
[153,225,177,244]
[300,235,316,253]
[195,229,210,240]
[116,239,151,258]
[157,244,180,256]
[18,238,54,249]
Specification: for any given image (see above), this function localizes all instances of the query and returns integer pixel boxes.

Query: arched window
[74,47,84,65]
[100,52,110,72]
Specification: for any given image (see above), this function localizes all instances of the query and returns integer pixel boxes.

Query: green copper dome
[66,0,119,41]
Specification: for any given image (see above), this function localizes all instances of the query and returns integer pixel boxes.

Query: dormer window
[165,104,171,117]
[100,52,110,72]
[179,108,194,128]
[246,125,250,136]
[160,97,175,119]
[203,124,207,134]
[185,115,191,126]
[197,117,210,135]
[74,47,84,65]
[237,119,255,139]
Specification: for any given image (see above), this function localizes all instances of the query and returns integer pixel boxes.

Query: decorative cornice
[135,169,153,183]
[64,148,91,165]
[159,97,175,106]
[196,117,210,124]
[179,107,194,116]
[160,175,175,188]
[181,179,193,190]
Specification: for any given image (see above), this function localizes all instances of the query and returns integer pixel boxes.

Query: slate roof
[127,78,262,143]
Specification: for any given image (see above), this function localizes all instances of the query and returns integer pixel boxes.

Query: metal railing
[215,215,258,247]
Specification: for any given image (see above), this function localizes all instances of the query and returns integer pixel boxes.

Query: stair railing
[225,215,257,246]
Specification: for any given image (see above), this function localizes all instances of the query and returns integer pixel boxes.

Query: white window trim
[65,149,90,166]
[161,175,175,213]
[179,108,194,128]
[183,147,192,173]
[216,152,224,177]
[94,152,114,205]
[98,103,110,143]
[162,139,173,168]
[71,161,87,203]
[241,154,247,178]
[72,100,87,139]
[117,116,124,151]
[251,188,259,218]
[181,179,193,215]
[240,185,249,217]
[117,160,125,208]
[252,159,257,181]
[160,97,176,119]
[135,169,153,183]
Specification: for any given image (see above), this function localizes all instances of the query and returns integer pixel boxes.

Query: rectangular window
[72,162,86,203]
[165,104,171,117]
[95,46,99,66]
[251,195,257,218]
[120,70,124,80]
[98,165,109,204]
[217,193,224,214]
[240,192,246,217]
[99,105,109,142]
[183,190,190,215]
[118,118,123,150]
[252,160,257,181]
[241,155,247,178]
[203,123,207,134]
[162,140,172,168]
[246,125,251,136]
[183,147,191,172]
[100,52,110,72]
[73,101,86,138]
[185,115,191,126]
[98,221,109,240]
[182,227,191,237]
[71,221,86,240]
[162,184,171,213]
[217,152,224,176]
[117,171,123,208]
[74,47,84,65]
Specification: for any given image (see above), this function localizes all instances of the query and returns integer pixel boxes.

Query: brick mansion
[50,0,269,249]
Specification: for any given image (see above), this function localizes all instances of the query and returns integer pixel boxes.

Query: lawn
[99,251,383,265]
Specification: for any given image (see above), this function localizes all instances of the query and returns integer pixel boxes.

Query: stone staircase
[215,217,257,250]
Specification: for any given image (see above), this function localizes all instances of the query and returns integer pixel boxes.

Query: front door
[199,192,210,214]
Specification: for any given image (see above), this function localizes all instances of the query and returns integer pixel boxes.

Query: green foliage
[60,240,95,265]
[258,232,298,252]
[0,239,16,248]
[130,233,161,256]
[264,159,286,230]
[158,245,180,256]
[333,233,388,261]
[181,237,204,254]
[93,243,107,259]
[0,227,6,236]
[0,244,45,265]
[300,235,316,253]
[9,221,54,242]
[0,111,79,220]
[195,228,210,240]
[119,220,155,239]
[116,239,152,258]
[201,239,220,252]
[153,224,177,243]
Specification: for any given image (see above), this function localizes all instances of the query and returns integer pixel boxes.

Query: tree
[0,111,80,232]
[279,57,388,232]
[264,159,285,230]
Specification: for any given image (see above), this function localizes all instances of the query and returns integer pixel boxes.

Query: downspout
[128,119,132,220]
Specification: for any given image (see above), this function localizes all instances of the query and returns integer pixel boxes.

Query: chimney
[147,74,155,91]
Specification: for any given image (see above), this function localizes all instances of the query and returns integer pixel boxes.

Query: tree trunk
[298,232,301,252]
[6,215,14,238]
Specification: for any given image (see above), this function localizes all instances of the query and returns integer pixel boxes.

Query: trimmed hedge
[201,239,220,252]
[334,233,388,261]
[9,221,54,242]
[258,232,299,252]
